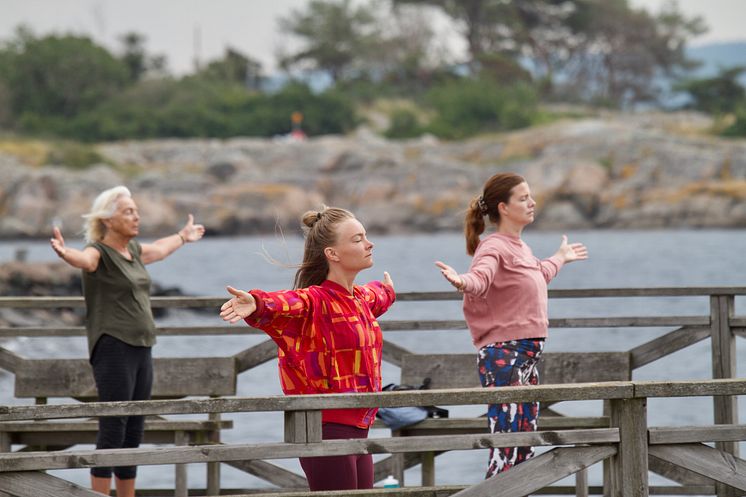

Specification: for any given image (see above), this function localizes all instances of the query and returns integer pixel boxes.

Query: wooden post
[392,430,405,486]
[609,398,648,497]
[284,411,322,443]
[174,430,188,497]
[0,432,10,453]
[206,411,221,496]
[710,294,739,497]
[575,467,589,497]
[421,451,435,486]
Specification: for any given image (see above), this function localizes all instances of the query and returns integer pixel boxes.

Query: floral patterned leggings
[478,338,544,478]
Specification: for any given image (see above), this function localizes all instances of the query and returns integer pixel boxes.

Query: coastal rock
[0,111,744,237]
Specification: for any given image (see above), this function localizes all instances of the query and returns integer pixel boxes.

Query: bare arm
[50,227,101,272]
[140,214,205,265]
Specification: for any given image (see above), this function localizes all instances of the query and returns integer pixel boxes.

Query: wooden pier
[0,287,744,497]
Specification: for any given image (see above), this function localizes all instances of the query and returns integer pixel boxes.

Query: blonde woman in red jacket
[436,172,588,478]
[220,206,395,491]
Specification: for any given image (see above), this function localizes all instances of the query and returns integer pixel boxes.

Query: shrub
[424,79,538,139]
[384,108,424,139]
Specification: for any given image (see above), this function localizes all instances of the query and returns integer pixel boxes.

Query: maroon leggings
[299,423,373,491]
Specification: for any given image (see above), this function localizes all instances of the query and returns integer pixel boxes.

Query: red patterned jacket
[245,279,395,428]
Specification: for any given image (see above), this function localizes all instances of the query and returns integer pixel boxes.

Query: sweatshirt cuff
[547,255,565,274]
[459,273,477,294]
[244,290,266,326]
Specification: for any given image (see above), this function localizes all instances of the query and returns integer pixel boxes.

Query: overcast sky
[1,0,744,75]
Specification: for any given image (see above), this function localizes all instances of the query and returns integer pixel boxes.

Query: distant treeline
[0,0,745,142]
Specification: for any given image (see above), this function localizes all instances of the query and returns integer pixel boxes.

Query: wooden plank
[233,339,277,372]
[629,326,710,370]
[381,339,414,368]
[380,320,467,331]
[14,357,237,398]
[380,317,711,331]
[372,452,423,483]
[400,353,631,390]
[0,471,106,497]
[174,430,188,497]
[0,419,231,432]
[306,411,322,443]
[710,294,740,497]
[634,378,746,398]
[451,445,616,497]
[421,451,435,486]
[0,347,23,374]
[550,316,709,328]
[224,459,308,488]
[206,411,221,496]
[648,455,717,486]
[649,443,746,492]
[235,486,467,497]
[0,384,636,422]
[546,287,746,298]
[284,411,307,443]
[0,326,262,338]
[575,467,589,497]
[649,425,746,444]
[394,416,609,437]
[609,398,648,497]
[0,428,620,472]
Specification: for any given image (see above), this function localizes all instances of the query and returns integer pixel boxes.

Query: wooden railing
[0,380,745,497]
[0,287,744,497]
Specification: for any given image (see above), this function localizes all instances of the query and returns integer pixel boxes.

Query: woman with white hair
[50,185,205,497]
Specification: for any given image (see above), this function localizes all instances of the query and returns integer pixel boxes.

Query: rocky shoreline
[1,111,745,239]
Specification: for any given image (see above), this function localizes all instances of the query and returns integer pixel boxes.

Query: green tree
[197,47,264,89]
[1,28,130,119]
[118,32,168,82]
[675,67,746,114]
[561,0,705,105]
[277,0,380,82]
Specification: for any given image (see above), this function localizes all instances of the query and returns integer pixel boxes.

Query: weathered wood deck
[0,287,744,497]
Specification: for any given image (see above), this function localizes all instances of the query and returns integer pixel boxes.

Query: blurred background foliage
[0,0,744,146]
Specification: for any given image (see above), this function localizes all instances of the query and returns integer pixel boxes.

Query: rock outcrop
[1,111,744,238]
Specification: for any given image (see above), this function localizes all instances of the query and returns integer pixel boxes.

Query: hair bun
[301,210,322,228]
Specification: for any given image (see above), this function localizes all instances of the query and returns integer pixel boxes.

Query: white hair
[82,186,132,243]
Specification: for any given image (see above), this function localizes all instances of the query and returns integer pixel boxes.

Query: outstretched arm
[50,227,101,272]
[141,214,205,264]
[220,286,257,324]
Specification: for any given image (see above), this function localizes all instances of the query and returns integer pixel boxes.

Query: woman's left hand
[179,214,205,243]
[382,271,394,290]
[556,234,588,263]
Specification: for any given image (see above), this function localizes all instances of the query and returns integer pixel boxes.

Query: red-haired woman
[435,172,588,478]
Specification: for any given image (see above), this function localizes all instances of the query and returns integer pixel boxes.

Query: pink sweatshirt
[459,232,564,349]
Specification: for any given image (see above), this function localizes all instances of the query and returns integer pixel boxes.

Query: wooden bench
[0,351,236,497]
[384,351,631,494]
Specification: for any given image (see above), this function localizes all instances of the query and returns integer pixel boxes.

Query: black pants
[90,334,153,480]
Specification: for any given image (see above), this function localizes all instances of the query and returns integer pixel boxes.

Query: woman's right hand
[220,286,257,323]
[50,227,67,259]
[435,261,463,290]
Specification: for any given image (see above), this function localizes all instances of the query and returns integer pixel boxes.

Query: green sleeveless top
[82,240,157,356]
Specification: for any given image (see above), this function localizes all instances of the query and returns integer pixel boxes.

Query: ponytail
[464,196,486,256]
